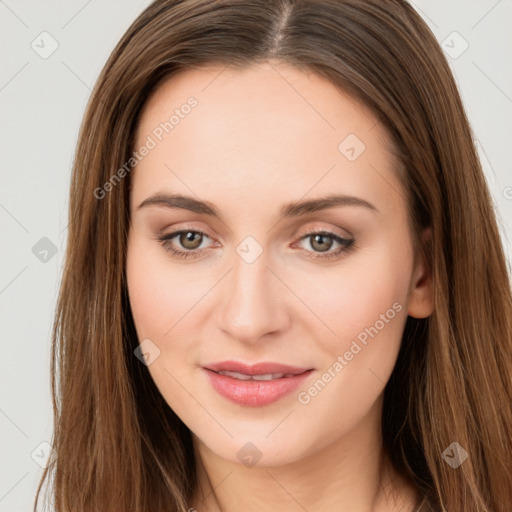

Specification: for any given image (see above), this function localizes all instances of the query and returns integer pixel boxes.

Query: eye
[156,229,214,260]
[155,227,355,261]
[294,230,355,260]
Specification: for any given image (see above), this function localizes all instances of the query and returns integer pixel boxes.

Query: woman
[34,1,512,511]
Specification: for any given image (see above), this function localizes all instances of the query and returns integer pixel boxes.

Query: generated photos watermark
[297,301,403,405]
[93,96,198,200]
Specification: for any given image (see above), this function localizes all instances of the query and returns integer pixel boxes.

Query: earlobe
[407,227,434,319]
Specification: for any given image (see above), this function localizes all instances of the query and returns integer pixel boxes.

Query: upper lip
[203,360,312,376]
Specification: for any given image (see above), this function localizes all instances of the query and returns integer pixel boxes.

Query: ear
[407,227,434,319]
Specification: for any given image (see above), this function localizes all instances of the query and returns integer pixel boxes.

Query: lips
[202,360,314,407]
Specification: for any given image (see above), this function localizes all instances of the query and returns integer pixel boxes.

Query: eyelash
[155,227,355,261]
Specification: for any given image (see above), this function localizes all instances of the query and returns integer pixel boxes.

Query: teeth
[217,371,287,380]
[217,371,252,380]
[252,373,284,381]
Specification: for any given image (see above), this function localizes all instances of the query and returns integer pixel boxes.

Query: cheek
[126,235,206,339]
[126,235,216,381]
[292,239,413,351]
[126,244,174,339]
[289,235,413,406]
[283,260,408,452]
[126,237,203,416]
[126,236,197,379]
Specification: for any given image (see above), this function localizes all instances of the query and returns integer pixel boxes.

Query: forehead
[131,61,403,215]
[136,60,382,145]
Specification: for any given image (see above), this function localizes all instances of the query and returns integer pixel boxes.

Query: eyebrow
[136,192,379,218]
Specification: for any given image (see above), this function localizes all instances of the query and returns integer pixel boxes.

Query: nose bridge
[215,242,289,342]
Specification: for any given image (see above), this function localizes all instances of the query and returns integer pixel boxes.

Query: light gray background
[1,1,511,510]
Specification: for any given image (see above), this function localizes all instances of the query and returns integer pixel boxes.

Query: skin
[126,59,434,512]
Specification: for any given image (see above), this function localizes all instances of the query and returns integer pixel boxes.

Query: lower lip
[203,368,314,407]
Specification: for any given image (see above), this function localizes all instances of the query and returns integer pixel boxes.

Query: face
[126,60,432,467]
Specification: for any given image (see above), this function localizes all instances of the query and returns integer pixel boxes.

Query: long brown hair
[34,0,512,510]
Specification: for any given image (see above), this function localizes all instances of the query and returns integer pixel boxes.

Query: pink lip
[202,360,314,407]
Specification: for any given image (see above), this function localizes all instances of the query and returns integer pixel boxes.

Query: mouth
[202,361,314,407]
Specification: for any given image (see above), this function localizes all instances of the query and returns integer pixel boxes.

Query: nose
[215,249,291,344]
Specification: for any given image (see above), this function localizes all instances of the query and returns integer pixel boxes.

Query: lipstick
[202,360,314,407]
